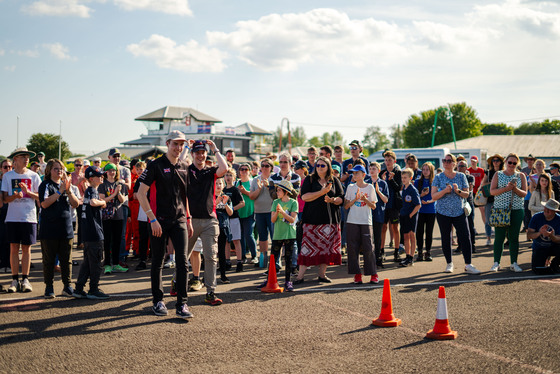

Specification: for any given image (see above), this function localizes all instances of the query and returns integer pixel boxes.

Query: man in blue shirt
[527,199,560,274]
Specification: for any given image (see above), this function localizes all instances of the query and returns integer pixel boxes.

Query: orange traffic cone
[372,278,401,327]
[260,254,284,293]
[426,286,457,340]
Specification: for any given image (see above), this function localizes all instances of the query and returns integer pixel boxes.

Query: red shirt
[468,166,485,194]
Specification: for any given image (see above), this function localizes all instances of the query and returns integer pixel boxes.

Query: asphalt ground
[1,215,559,374]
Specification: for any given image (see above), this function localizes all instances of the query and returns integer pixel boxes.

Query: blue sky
[1,0,559,157]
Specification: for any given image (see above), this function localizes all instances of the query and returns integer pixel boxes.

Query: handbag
[480,183,491,198]
[489,176,514,227]
[474,188,487,207]
[463,199,472,216]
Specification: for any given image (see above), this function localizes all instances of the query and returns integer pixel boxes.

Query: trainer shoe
[370,274,379,284]
[112,264,128,273]
[424,252,433,261]
[398,244,405,254]
[444,263,454,273]
[44,285,56,299]
[510,262,523,273]
[464,264,481,274]
[72,289,88,299]
[257,279,268,288]
[21,278,33,292]
[236,261,243,273]
[118,261,129,269]
[486,239,492,246]
[205,292,223,306]
[135,261,147,271]
[163,259,175,269]
[62,285,74,297]
[285,281,294,292]
[176,304,193,319]
[250,257,259,264]
[352,274,363,284]
[104,265,112,274]
[220,276,230,284]
[490,262,500,272]
[87,289,110,299]
[152,301,168,316]
[7,279,20,293]
[188,278,203,291]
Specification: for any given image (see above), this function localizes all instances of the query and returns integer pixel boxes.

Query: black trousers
[138,221,150,262]
[102,219,123,266]
[436,213,472,264]
[416,213,436,252]
[150,220,188,307]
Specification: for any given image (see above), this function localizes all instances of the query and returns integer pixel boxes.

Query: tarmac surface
[1,215,559,373]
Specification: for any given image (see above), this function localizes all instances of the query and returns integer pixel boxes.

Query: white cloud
[16,49,40,58]
[113,0,192,16]
[4,65,16,72]
[127,34,227,73]
[42,43,77,60]
[21,0,93,18]
[207,8,408,71]
[472,0,560,39]
[0,49,5,56]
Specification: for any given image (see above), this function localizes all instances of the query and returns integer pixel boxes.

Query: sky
[1,0,559,157]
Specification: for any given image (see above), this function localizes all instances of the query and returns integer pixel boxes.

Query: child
[72,166,110,299]
[399,168,421,267]
[215,177,234,284]
[344,163,379,284]
[223,168,245,272]
[259,180,298,291]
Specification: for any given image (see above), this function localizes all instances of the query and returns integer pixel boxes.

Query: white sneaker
[21,278,33,292]
[444,263,454,273]
[490,262,500,272]
[7,279,20,293]
[163,260,175,269]
[510,262,523,272]
[486,239,492,246]
[465,264,481,274]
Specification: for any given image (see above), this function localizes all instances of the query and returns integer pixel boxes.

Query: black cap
[85,166,104,179]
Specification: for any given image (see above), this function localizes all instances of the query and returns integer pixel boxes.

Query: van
[367,148,450,169]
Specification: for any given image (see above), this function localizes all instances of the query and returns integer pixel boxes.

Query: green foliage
[513,119,560,135]
[403,102,483,148]
[391,124,405,148]
[272,125,306,151]
[482,123,514,135]
[362,126,391,155]
[320,131,344,147]
[308,136,322,147]
[26,133,71,161]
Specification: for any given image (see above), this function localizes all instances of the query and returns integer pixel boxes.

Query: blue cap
[349,165,367,173]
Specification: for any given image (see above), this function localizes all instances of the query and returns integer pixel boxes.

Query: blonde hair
[401,168,414,178]
[505,153,521,165]
[225,167,237,179]
[369,161,382,170]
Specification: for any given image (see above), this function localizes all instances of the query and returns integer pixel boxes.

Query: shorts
[400,214,418,234]
[229,218,241,241]
[6,222,37,245]
[384,208,400,224]
[193,237,203,253]
[255,212,273,241]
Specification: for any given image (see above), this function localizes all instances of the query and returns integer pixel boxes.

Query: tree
[307,136,322,148]
[402,102,483,148]
[514,119,560,135]
[362,126,391,155]
[272,125,306,152]
[390,124,405,148]
[26,133,71,161]
[482,123,514,135]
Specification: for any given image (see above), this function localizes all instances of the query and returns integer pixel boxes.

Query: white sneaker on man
[486,239,492,246]
[465,264,481,274]
[7,279,20,293]
[490,262,500,272]
[510,262,523,272]
[444,263,454,273]
[21,278,33,292]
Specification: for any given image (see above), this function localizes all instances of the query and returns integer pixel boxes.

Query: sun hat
[487,153,504,164]
[541,199,560,212]
[275,180,294,194]
[8,147,36,159]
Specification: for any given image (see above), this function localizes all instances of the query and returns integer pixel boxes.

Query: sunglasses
[507,161,517,165]
[2,165,12,169]
[315,164,327,168]
[261,164,271,168]
[74,164,83,167]
[492,159,501,162]
[239,168,249,172]
[442,159,453,164]
[350,146,358,150]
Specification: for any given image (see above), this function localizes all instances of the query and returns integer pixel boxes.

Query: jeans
[76,241,104,292]
[255,212,273,241]
[436,213,472,265]
[150,220,189,306]
[240,215,257,259]
[485,202,494,237]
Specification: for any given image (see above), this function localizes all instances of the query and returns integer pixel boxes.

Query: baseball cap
[108,148,121,157]
[85,166,104,179]
[104,163,117,171]
[119,160,130,168]
[166,130,187,142]
[294,160,307,170]
[332,164,341,174]
[37,151,45,157]
[349,140,362,148]
[92,157,102,163]
[406,154,417,161]
[349,165,367,173]
[470,155,478,162]
[191,140,208,153]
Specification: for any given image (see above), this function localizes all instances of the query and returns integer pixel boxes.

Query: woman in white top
[343,162,378,284]
[528,173,554,216]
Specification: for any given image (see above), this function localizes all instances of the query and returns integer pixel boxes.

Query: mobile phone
[328,180,333,185]
[423,187,429,192]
